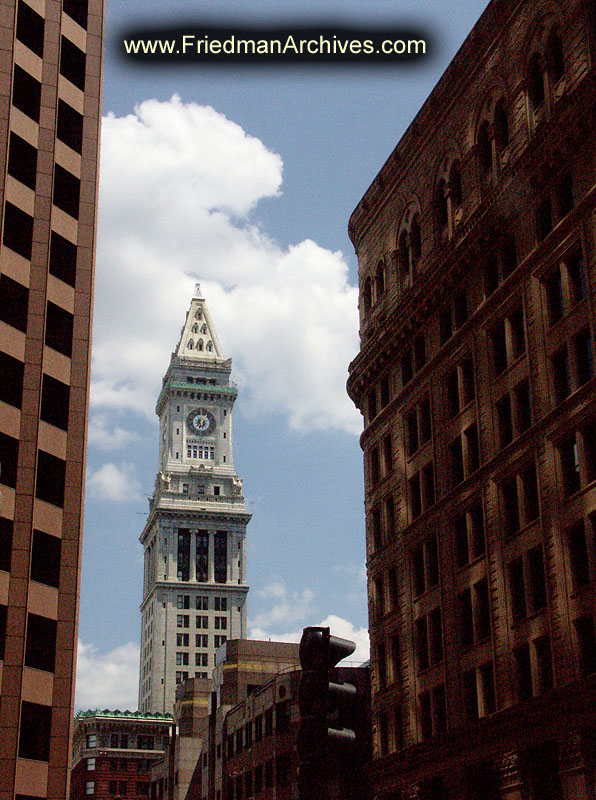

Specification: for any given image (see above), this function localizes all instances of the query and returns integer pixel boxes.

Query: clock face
[186,408,216,435]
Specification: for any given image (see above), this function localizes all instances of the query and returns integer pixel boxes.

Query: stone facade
[347,1,596,798]
[139,287,250,715]
[0,0,104,796]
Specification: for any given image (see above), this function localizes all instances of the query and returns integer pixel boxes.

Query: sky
[75,0,490,709]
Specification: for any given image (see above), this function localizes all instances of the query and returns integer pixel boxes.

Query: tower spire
[175,287,224,360]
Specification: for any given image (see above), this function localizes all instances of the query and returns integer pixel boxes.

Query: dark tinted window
[0,432,19,488]
[0,352,24,408]
[16,1,44,57]
[36,450,66,507]
[25,613,57,672]
[3,202,34,260]
[31,529,61,588]
[8,133,37,190]
[45,301,73,357]
[63,0,88,30]
[49,230,77,287]
[57,99,83,153]
[41,374,70,430]
[0,518,12,573]
[12,65,41,122]
[0,604,6,660]
[19,701,52,761]
[60,36,85,90]
[53,164,80,219]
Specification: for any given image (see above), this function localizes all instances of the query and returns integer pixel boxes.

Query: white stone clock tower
[138,285,250,714]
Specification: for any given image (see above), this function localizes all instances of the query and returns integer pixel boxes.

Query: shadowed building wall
[347,1,596,797]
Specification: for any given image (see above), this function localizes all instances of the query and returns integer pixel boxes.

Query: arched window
[206,341,213,352]
[201,324,208,334]
[449,162,463,209]
[375,261,385,297]
[546,29,564,85]
[198,339,204,351]
[187,340,194,350]
[494,100,509,154]
[362,276,373,314]
[435,179,448,231]
[192,323,198,333]
[410,215,422,266]
[528,53,545,110]
[478,121,492,178]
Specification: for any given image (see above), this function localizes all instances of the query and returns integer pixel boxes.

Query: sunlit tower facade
[138,286,249,714]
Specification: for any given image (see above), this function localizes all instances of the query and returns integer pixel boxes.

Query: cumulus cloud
[88,413,140,450]
[250,581,316,630]
[93,95,360,433]
[249,613,369,665]
[75,640,140,711]
[86,462,142,502]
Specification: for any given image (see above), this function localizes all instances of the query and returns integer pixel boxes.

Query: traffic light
[297,626,357,800]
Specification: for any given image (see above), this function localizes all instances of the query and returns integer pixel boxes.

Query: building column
[559,733,592,800]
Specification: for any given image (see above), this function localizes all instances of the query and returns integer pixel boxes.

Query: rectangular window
[2,204,34,262]
[176,615,189,628]
[177,529,190,581]
[0,604,7,660]
[552,346,571,404]
[16,0,44,56]
[8,132,37,190]
[31,531,62,587]
[25,613,57,672]
[575,329,594,387]
[41,374,70,430]
[60,35,86,90]
[12,65,41,121]
[19,701,52,761]
[63,0,88,28]
[0,352,24,409]
[57,99,84,153]
[53,164,80,219]
[0,518,13,574]
[370,447,380,486]
[514,642,532,701]
[45,301,74,357]
[49,230,77,287]
[401,350,413,386]
[214,531,227,583]
[36,450,66,507]
[567,521,591,590]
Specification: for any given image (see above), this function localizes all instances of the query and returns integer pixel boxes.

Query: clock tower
[138,285,250,714]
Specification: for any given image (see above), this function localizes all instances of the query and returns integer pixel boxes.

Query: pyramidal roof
[175,284,224,361]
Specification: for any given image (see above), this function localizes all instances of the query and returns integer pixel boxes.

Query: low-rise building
[70,709,173,799]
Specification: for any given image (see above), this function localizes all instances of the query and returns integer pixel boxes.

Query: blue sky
[76,0,490,708]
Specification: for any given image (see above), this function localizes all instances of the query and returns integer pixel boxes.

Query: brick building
[347,1,596,798]
[151,639,371,800]
[0,0,104,797]
[70,710,173,800]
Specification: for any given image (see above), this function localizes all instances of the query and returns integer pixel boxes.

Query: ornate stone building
[0,0,104,796]
[138,287,250,715]
[347,1,596,798]
[70,709,172,800]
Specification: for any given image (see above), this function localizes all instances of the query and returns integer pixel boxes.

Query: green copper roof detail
[75,709,173,721]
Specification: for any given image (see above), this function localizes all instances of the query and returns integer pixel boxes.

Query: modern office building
[138,287,250,715]
[347,1,596,798]
[70,709,173,800]
[0,0,104,797]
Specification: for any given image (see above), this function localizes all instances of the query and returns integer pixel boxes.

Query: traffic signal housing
[297,626,358,799]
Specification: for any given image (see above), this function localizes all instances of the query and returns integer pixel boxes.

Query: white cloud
[88,413,139,450]
[86,462,142,502]
[92,95,360,434]
[250,581,316,630]
[249,614,369,665]
[75,640,140,711]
